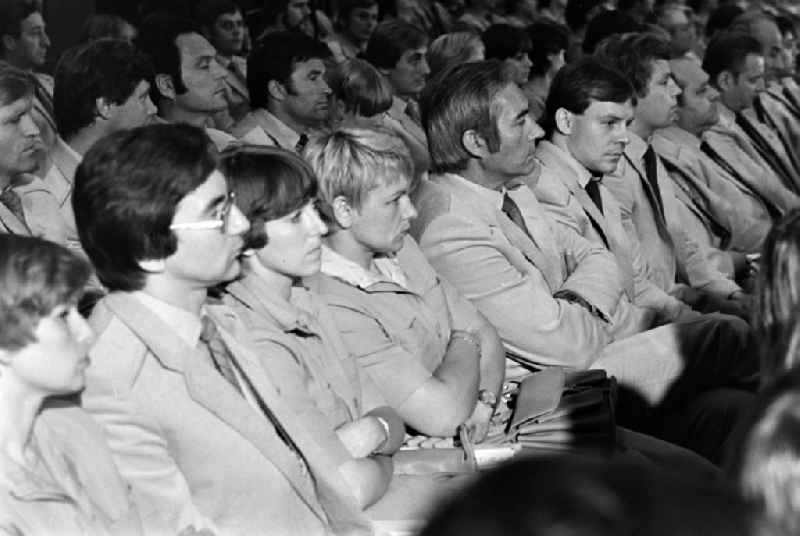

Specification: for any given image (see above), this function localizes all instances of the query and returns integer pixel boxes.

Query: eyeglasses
[169,191,237,233]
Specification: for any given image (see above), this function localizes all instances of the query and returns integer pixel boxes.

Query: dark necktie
[32,77,56,130]
[295,133,309,154]
[585,176,604,215]
[405,99,422,126]
[735,112,798,193]
[502,192,533,240]
[0,187,30,233]
[700,140,782,219]
[642,145,666,218]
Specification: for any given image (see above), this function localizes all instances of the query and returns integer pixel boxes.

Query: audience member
[705,3,744,40]
[306,125,506,440]
[0,234,141,534]
[73,123,365,534]
[595,33,749,314]
[455,0,508,33]
[427,31,485,78]
[40,39,155,254]
[80,13,137,44]
[260,0,335,42]
[0,64,64,243]
[196,0,251,124]
[0,0,55,154]
[539,0,568,25]
[136,13,235,150]
[653,2,701,59]
[233,31,331,151]
[582,9,640,55]
[523,19,569,119]
[703,32,800,201]
[564,0,609,61]
[482,23,532,87]
[505,0,539,28]
[421,455,765,536]
[328,0,379,63]
[653,56,771,283]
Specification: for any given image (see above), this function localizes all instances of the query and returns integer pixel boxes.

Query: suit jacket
[603,132,741,298]
[220,55,250,122]
[230,108,299,150]
[701,102,800,216]
[40,136,80,247]
[533,140,691,323]
[412,172,755,405]
[82,292,372,535]
[754,82,800,189]
[652,126,768,269]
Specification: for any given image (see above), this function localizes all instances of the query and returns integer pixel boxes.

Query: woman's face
[5,304,93,396]
[256,200,328,278]
[506,51,532,85]
[349,175,417,256]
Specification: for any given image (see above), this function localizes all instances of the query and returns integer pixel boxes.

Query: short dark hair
[73,123,217,292]
[421,455,761,536]
[329,58,393,117]
[54,39,154,139]
[593,32,672,96]
[702,31,763,85]
[527,20,570,78]
[0,62,34,107]
[80,13,134,43]
[136,12,199,103]
[248,31,332,109]
[0,0,39,52]
[195,0,241,29]
[0,234,90,352]
[364,20,428,70]
[337,0,378,23]
[482,24,531,61]
[542,56,636,137]
[220,145,317,250]
[582,9,641,54]
[421,60,512,174]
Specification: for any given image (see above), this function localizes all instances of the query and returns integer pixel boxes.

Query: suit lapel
[101,293,333,524]
[0,201,31,235]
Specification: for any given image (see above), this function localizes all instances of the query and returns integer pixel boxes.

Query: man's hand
[461,401,493,444]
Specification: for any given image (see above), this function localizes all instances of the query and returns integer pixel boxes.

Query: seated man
[136,13,235,151]
[594,33,748,314]
[413,60,756,430]
[0,63,64,243]
[36,38,155,253]
[232,31,331,152]
[73,123,368,534]
[703,31,800,210]
[653,56,771,280]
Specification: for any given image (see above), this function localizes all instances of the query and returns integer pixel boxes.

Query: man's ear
[155,73,176,101]
[2,34,17,54]
[462,128,490,159]
[138,258,166,273]
[716,70,734,93]
[554,107,573,135]
[95,97,112,120]
[267,79,287,102]
[331,195,354,229]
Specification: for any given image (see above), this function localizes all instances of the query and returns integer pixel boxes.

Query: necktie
[33,77,56,131]
[405,99,422,126]
[295,133,309,154]
[0,187,30,233]
[502,192,533,240]
[200,317,241,393]
[585,177,604,215]
[735,112,798,193]
[642,146,666,218]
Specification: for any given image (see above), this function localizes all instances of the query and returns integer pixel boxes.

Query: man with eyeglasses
[74,123,364,534]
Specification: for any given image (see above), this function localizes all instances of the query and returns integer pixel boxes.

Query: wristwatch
[477,388,497,409]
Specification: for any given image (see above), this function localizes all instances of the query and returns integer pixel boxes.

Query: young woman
[219,145,406,512]
[0,234,141,534]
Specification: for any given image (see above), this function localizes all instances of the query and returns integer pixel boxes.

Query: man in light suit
[532,57,758,460]
[703,31,800,205]
[74,123,370,535]
[594,33,749,316]
[653,57,770,281]
[413,60,756,426]
[231,31,331,151]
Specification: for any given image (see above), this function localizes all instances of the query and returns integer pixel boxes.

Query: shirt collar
[624,130,649,160]
[133,291,204,347]
[544,142,595,188]
[716,102,736,129]
[236,272,319,335]
[255,108,301,150]
[320,244,408,289]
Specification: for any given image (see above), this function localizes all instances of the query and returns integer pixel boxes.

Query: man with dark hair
[231,30,331,151]
[196,0,250,124]
[595,32,749,316]
[31,39,155,253]
[412,60,756,431]
[0,0,54,153]
[364,20,430,165]
[73,122,368,534]
[136,13,235,150]
[652,57,779,282]
[653,2,700,59]
[0,63,63,243]
[703,31,800,206]
[328,0,379,62]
